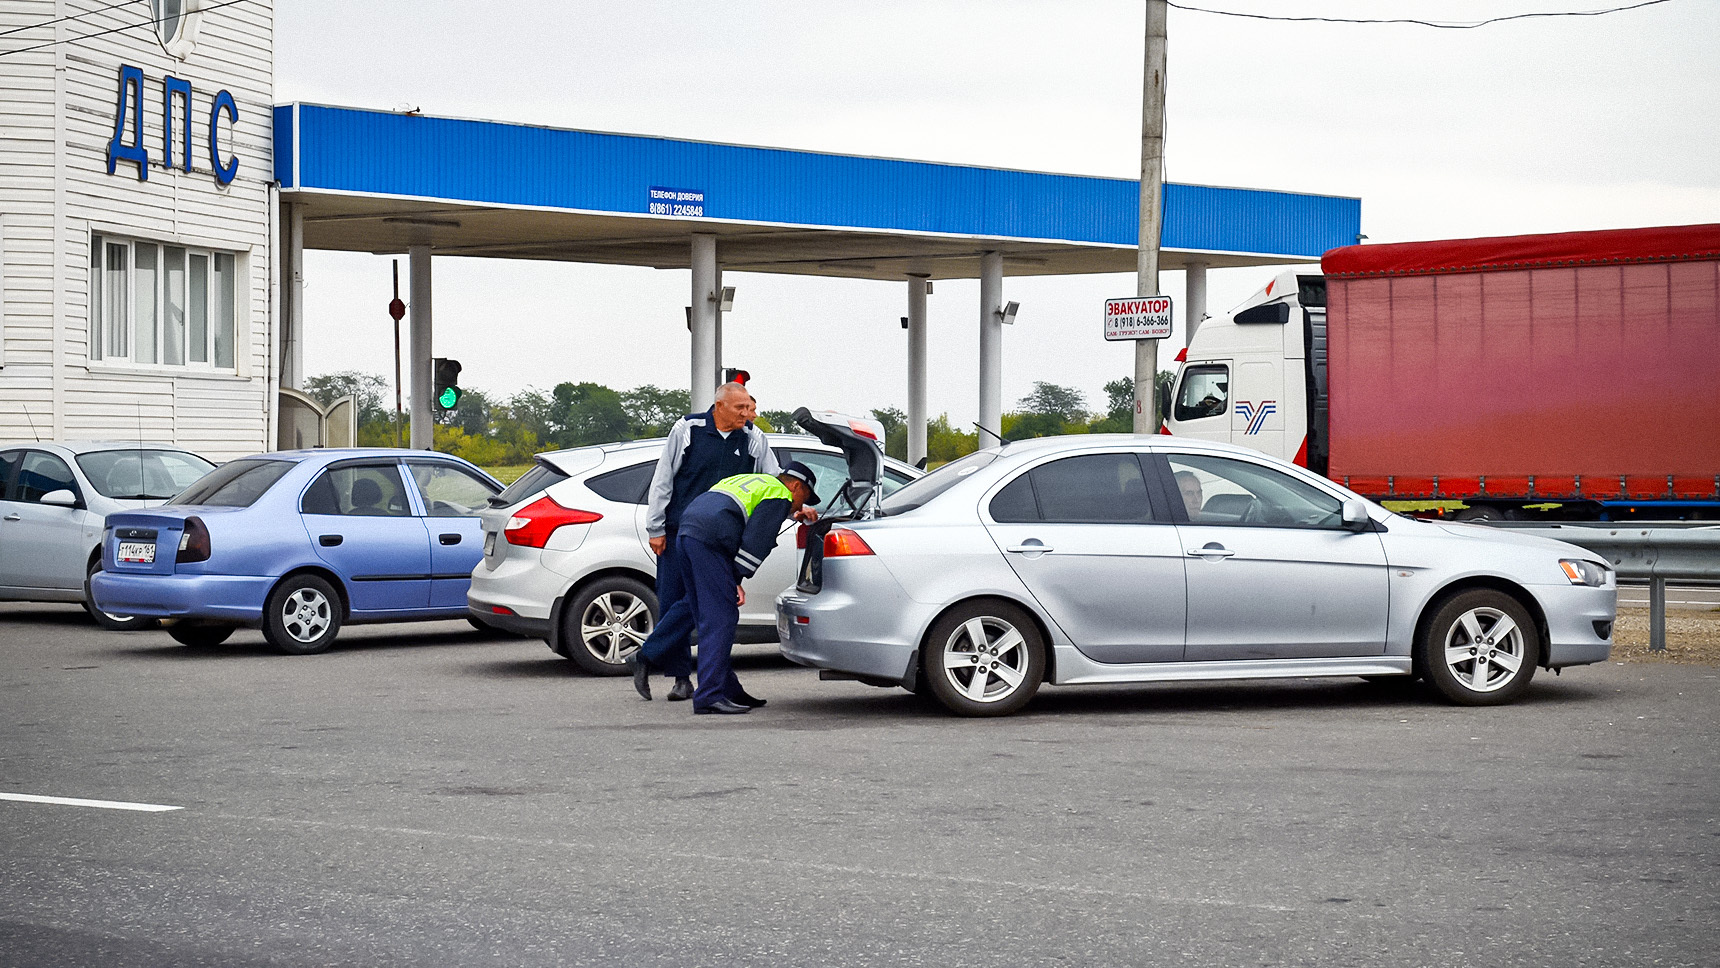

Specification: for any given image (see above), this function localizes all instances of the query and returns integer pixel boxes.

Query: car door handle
[439,533,461,545]
[1006,542,1053,554]
[319,534,343,547]
[2,513,19,522]
[1187,545,1235,558]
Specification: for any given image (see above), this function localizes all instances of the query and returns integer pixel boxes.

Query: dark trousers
[681,534,743,709]
[637,528,694,678]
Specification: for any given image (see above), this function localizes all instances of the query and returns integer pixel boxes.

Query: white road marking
[0,792,182,812]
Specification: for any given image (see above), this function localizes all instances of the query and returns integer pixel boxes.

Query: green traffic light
[438,386,461,409]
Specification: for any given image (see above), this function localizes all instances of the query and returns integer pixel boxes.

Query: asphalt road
[2,603,1716,968]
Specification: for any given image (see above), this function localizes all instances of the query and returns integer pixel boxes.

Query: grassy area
[482,464,532,485]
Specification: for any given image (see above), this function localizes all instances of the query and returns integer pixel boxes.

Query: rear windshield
[76,449,215,500]
[879,451,998,515]
[494,461,570,508]
[167,458,293,508]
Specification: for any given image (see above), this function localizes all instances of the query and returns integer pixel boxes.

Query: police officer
[674,463,818,714]
[632,382,779,701]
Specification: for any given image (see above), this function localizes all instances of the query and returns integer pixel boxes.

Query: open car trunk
[791,407,886,593]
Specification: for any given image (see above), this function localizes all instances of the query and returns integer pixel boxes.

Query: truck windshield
[879,451,998,515]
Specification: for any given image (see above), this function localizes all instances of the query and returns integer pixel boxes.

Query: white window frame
[89,232,237,373]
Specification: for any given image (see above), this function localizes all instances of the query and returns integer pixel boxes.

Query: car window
[497,461,571,507]
[407,462,499,517]
[988,473,1039,523]
[76,449,216,500]
[1175,364,1229,421]
[1028,453,1157,524]
[0,450,20,500]
[170,458,294,508]
[1167,453,1342,528]
[13,451,79,504]
[585,460,654,505]
[881,467,913,497]
[300,463,412,517]
[781,450,853,510]
[880,451,999,515]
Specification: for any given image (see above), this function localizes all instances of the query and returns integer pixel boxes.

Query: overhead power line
[0,0,254,58]
[1164,0,1677,29]
[0,0,138,40]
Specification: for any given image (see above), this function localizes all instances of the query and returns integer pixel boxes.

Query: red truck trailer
[1164,223,1720,519]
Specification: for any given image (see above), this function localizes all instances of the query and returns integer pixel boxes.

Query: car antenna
[21,402,42,442]
[970,422,1006,447]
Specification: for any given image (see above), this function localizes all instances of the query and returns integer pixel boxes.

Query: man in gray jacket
[631,382,779,700]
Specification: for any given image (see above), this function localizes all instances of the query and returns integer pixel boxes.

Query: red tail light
[504,495,602,548]
[177,516,211,563]
[823,528,874,558]
[796,524,810,549]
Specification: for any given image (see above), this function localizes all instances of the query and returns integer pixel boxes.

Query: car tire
[1417,589,1539,706]
[83,561,157,632]
[562,576,657,676]
[167,623,235,647]
[467,615,492,634]
[923,600,1045,717]
[262,574,343,656]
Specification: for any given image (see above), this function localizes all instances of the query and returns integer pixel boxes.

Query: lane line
[0,792,182,813]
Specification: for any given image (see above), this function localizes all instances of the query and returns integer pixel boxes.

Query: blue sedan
[90,449,502,654]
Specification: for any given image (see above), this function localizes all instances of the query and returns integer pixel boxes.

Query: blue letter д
[107,65,149,180]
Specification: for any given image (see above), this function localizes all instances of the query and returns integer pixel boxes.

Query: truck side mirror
[1341,498,1371,531]
[1157,382,1172,423]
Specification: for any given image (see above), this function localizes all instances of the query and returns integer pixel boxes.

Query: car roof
[534,432,921,475]
[0,440,201,456]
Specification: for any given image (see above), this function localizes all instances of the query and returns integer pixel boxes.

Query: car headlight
[1559,559,1609,587]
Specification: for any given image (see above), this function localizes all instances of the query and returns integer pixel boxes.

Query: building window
[90,234,236,371]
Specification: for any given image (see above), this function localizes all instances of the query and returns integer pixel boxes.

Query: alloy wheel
[580,591,652,664]
[940,616,1031,704]
[1441,605,1526,694]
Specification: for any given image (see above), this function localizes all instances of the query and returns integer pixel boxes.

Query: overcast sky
[277,0,1720,425]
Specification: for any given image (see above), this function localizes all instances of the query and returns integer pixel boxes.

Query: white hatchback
[467,434,919,674]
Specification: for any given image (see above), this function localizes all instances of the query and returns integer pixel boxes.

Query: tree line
[303,371,1175,468]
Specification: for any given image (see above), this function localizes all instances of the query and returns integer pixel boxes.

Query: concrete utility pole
[1134,0,1168,434]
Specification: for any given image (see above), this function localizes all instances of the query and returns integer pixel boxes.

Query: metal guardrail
[1481,523,1720,651]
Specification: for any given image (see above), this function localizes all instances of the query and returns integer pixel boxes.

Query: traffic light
[432,357,463,413]
[723,368,750,386]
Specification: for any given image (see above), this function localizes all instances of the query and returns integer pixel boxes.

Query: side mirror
[1341,498,1371,531]
[40,489,79,508]
[1157,382,1173,423]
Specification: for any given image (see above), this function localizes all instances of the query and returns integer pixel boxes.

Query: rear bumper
[89,571,269,624]
[468,602,550,639]
[775,561,926,683]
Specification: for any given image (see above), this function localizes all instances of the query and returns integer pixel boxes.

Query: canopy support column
[1185,261,1208,345]
[978,251,1004,446]
[408,244,433,450]
[690,233,718,410]
[906,275,928,466]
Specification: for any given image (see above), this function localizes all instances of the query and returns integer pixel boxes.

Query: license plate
[117,541,155,564]
[483,532,496,556]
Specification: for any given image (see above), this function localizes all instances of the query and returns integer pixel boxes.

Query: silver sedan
[777,436,1617,716]
[0,441,215,629]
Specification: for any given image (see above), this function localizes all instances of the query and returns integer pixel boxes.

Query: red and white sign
[1103,295,1173,341]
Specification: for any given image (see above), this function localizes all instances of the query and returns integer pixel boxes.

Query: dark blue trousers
[681,534,744,709]
[637,528,694,678]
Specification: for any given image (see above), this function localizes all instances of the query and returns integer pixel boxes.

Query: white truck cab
[1164,268,1328,473]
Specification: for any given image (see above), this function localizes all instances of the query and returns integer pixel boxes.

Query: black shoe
[628,653,651,701]
[666,678,693,702]
[693,699,751,715]
[729,690,766,708]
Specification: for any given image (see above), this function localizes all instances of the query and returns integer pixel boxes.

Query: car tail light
[848,419,880,441]
[796,524,810,549]
[177,516,211,563]
[504,495,602,548]
[823,528,874,558]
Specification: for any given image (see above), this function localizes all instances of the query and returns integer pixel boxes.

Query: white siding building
[1,0,276,461]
